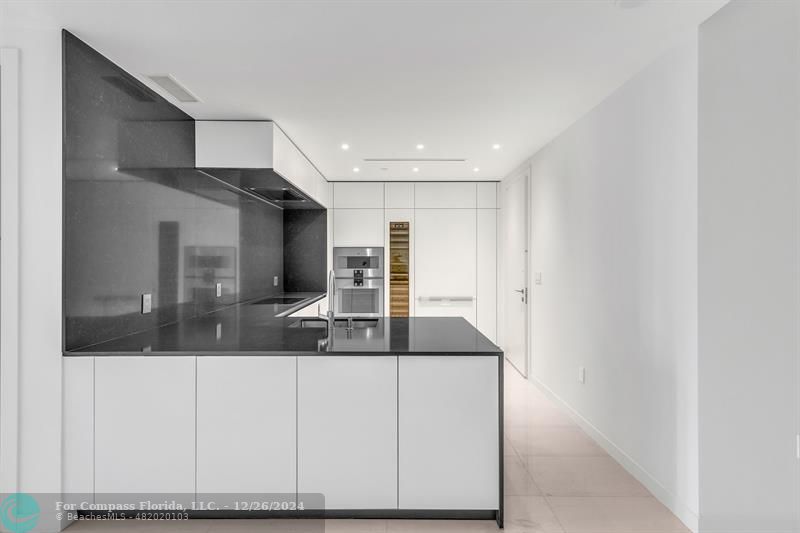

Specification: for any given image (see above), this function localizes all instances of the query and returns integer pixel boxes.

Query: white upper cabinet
[477,182,498,208]
[385,182,415,209]
[415,182,476,209]
[195,121,274,168]
[333,182,385,208]
[333,208,384,247]
[195,121,330,208]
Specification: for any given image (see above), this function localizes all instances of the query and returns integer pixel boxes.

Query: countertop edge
[63,350,504,357]
[274,293,326,318]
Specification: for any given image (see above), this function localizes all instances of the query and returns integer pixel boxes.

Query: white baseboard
[527,374,700,533]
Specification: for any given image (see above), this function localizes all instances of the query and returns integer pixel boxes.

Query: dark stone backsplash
[63,31,325,351]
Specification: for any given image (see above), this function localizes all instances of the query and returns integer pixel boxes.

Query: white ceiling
[4,0,725,181]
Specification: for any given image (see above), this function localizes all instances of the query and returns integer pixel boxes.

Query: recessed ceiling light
[412,167,419,173]
[353,167,360,173]
[341,143,350,150]
[492,144,501,150]
[416,144,425,150]
[473,167,480,172]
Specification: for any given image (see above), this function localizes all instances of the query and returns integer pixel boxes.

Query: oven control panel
[353,269,364,286]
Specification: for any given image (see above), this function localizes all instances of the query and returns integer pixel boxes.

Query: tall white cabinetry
[414,208,477,325]
[331,181,499,342]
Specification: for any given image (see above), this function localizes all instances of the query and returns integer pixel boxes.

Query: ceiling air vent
[363,158,466,162]
[147,74,199,103]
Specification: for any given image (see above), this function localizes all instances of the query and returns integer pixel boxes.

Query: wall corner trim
[0,47,21,495]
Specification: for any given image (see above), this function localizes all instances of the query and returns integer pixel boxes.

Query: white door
[414,209,477,325]
[94,357,196,504]
[196,357,296,499]
[297,356,398,509]
[398,355,499,509]
[501,169,529,376]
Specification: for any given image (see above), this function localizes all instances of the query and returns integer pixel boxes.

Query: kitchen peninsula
[63,303,504,526]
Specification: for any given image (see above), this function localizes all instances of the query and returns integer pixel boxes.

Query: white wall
[0,19,64,530]
[514,38,701,528]
[698,1,800,532]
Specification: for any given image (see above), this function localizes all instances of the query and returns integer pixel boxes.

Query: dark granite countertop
[63,299,503,356]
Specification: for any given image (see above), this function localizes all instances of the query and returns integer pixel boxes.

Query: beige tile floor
[65,360,688,533]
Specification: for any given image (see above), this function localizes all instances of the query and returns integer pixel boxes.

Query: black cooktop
[251,296,306,305]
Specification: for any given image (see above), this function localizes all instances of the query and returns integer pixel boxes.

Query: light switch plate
[578,366,586,384]
[273,276,279,287]
[215,282,222,297]
[535,272,543,285]
[141,293,152,314]
[216,323,223,340]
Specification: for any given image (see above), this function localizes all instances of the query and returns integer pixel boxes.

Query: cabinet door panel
[477,209,498,342]
[414,209,476,323]
[298,356,397,509]
[63,357,94,499]
[333,182,385,208]
[197,357,296,496]
[399,356,499,509]
[415,183,476,208]
[94,357,195,502]
[333,208,384,247]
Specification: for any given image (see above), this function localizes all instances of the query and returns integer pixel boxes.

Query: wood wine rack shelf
[389,221,410,317]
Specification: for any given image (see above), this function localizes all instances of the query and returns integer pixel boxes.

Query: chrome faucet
[317,270,337,350]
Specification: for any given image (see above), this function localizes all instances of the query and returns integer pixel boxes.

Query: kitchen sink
[291,318,379,329]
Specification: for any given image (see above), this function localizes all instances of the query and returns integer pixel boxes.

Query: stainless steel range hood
[197,167,322,210]
[195,121,328,209]
[116,120,328,210]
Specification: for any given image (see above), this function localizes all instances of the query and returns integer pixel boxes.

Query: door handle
[514,288,527,303]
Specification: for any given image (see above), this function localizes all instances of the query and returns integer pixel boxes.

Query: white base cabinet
[399,356,499,510]
[94,357,196,503]
[196,357,296,497]
[65,354,500,515]
[297,356,398,509]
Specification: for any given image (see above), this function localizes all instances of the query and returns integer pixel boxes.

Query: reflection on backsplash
[63,32,295,350]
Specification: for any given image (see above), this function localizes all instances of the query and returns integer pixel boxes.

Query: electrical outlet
[215,282,222,298]
[273,275,279,287]
[578,366,586,384]
[141,293,152,314]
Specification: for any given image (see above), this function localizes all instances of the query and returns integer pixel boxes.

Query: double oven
[332,247,384,317]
